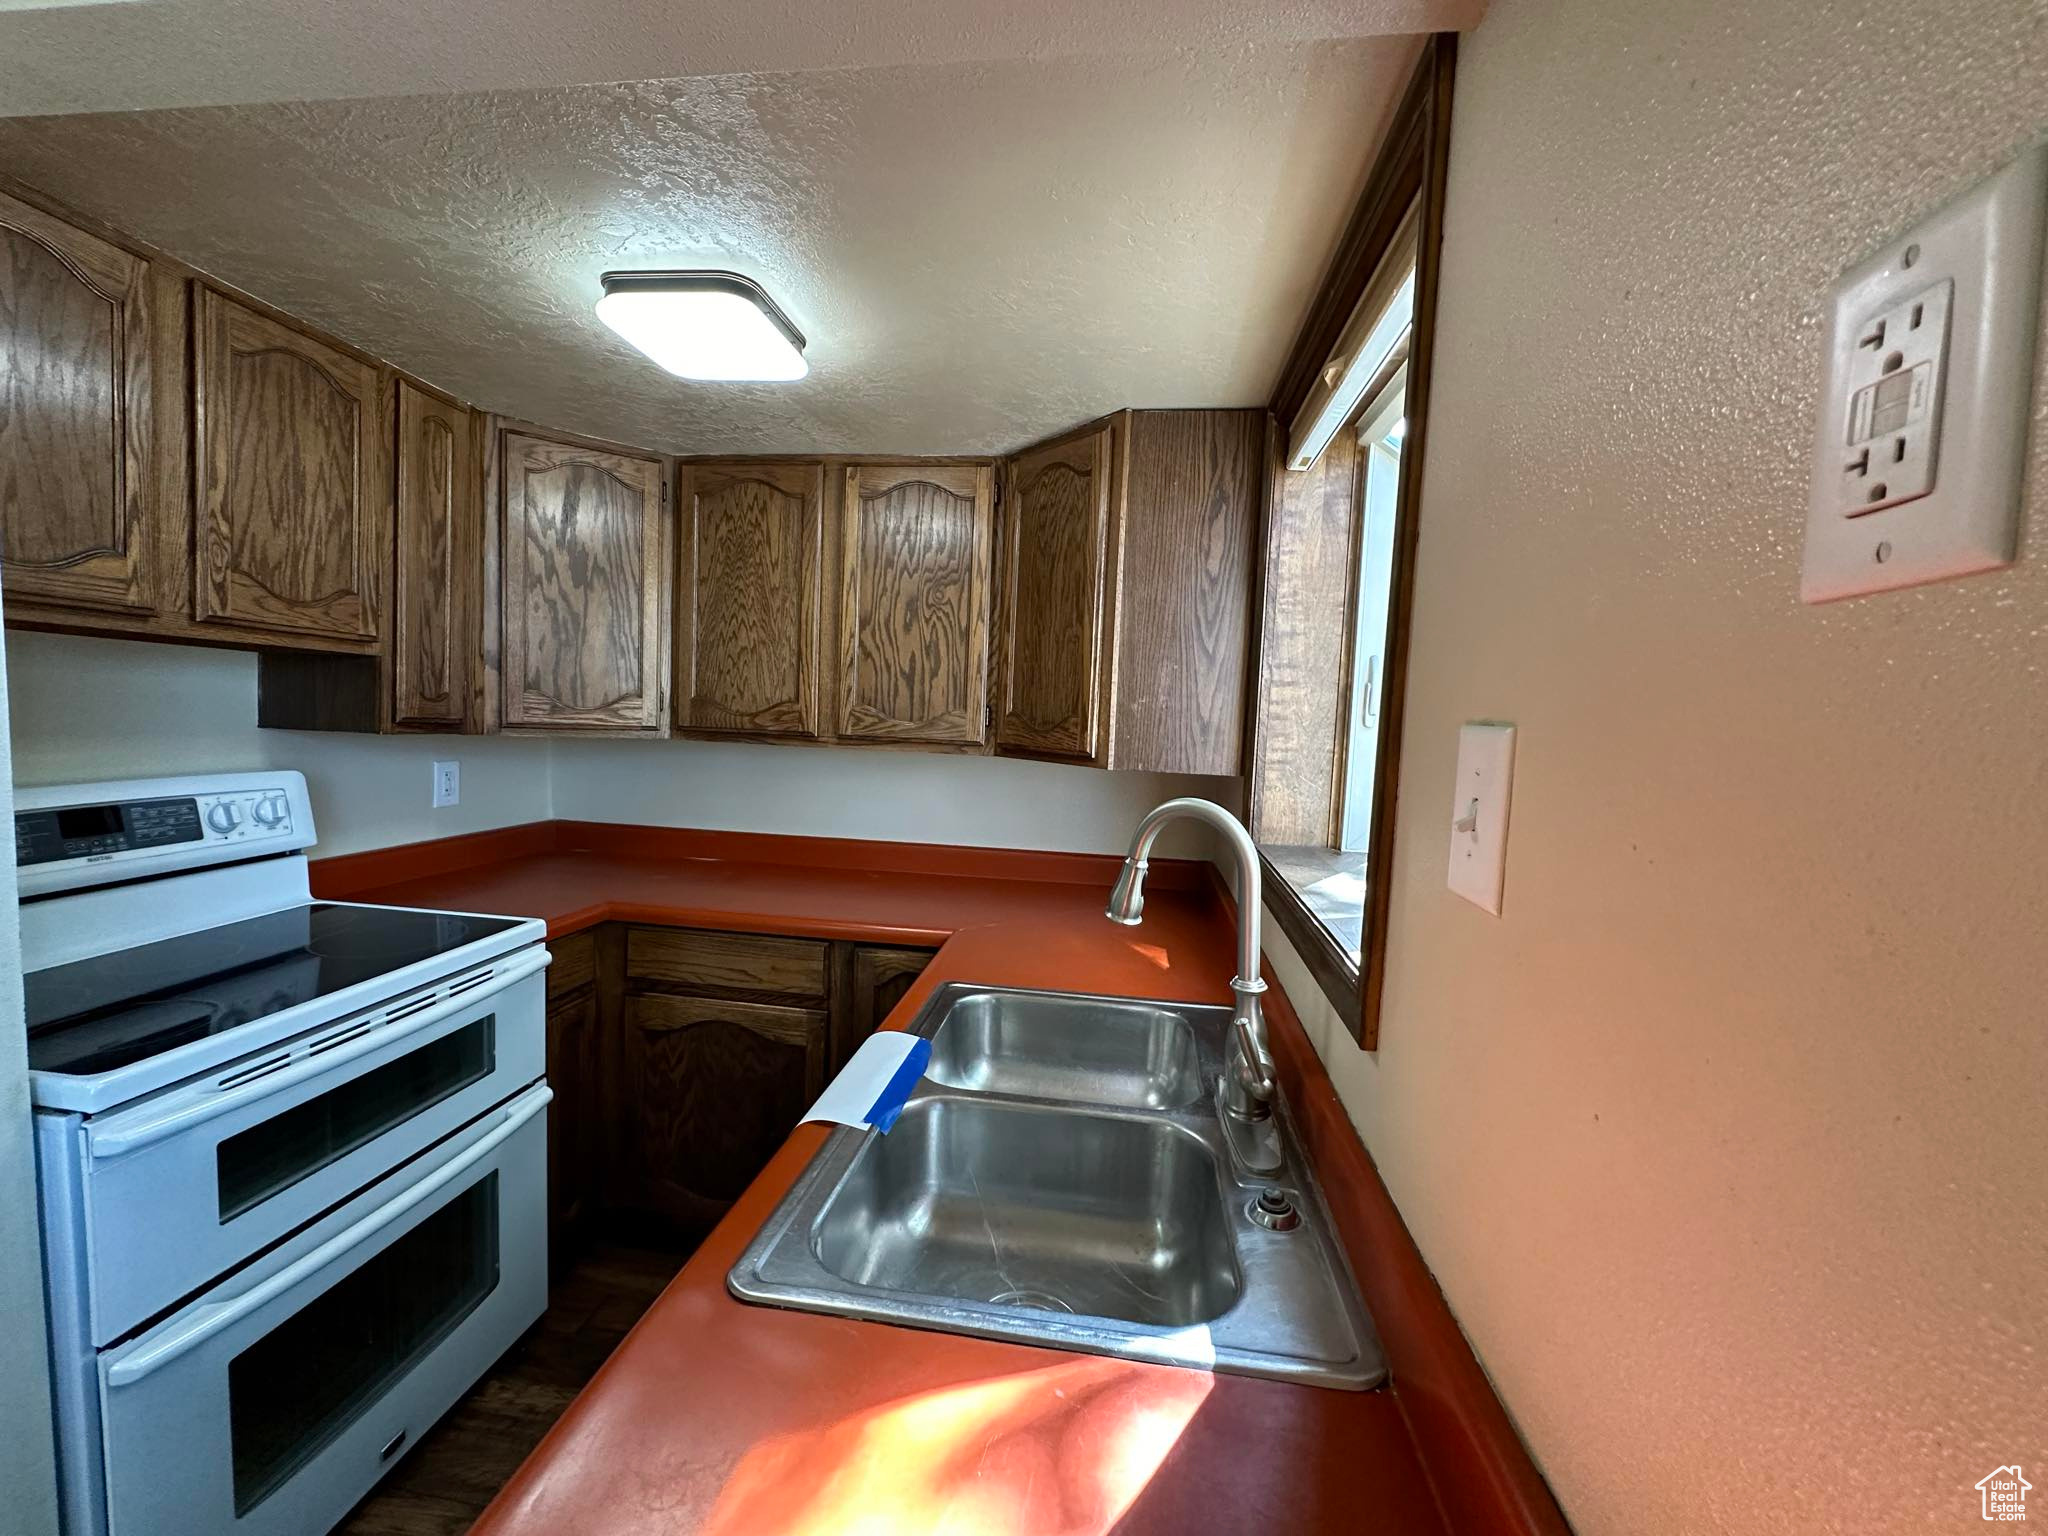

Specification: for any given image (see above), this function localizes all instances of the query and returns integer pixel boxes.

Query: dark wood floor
[336,1242,685,1536]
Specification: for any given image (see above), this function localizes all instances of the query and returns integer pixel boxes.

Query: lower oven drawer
[95,1081,550,1536]
[79,951,547,1343]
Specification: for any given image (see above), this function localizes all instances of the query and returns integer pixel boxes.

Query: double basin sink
[729,984,1385,1390]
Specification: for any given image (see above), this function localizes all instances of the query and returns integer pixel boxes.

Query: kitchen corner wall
[543,739,1232,856]
[1279,2,2048,1534]
[6,632,555,857]
[4,631,1234,860]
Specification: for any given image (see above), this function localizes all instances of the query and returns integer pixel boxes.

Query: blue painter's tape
[864,1036,931,1133]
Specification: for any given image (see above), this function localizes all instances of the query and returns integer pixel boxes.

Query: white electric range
[18,771,552,1536]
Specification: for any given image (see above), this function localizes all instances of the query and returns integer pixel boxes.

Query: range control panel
[15,786,297,869]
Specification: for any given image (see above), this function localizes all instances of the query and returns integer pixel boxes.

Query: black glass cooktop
[25,903,524,1078]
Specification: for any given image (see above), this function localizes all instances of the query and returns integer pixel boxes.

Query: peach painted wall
[1272,1,2048,1532]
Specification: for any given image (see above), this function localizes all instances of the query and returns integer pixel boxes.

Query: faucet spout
[1107,798,1275,1118]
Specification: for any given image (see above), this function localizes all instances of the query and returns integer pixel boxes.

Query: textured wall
[1287,1,2048,1532]
[4,632,1233,861]
[6,633,556,858]
[548,739,1233,858]
[0,40,1416,456]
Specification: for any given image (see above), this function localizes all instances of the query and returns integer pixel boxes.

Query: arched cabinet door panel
[837,463,994,746]
[0,189,164,618]
[392,382,479,729]
[675,460,824,737]
[194,287,387,642]
[622,993,827,1235]
[499,430,669,732]
[995,423,1114,761]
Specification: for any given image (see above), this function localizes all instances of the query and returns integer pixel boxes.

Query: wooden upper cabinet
[391,382,479,730]
[996,423,1114,761]
[838,463,994,746]
[499,429,669,732]
[0,189,164,618]
[996,410,1260,775]
[194,287,387,643]
[675,461,823,737]
[1107,409,1261,775]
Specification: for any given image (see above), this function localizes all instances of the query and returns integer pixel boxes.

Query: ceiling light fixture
[595,270,808,382]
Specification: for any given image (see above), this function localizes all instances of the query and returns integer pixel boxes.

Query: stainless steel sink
[812,1096,1239,1326]
[730,983,1385,1390]
[921,990,1203,1109]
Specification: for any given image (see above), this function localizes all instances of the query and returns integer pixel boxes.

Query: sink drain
[989,1288,1075,1313]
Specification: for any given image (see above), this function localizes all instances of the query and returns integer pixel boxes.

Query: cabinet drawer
[547,931,597,998]
[626,928,827,1000]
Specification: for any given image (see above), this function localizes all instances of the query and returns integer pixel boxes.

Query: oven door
[95,1081,550,1536]
[78,947,547,1343]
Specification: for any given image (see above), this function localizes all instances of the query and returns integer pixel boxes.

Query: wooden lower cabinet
[544,929,600,1272]
[833,944,935,1072]
[545,987,599,1267]
[621,993,827,1237]
[545,925,934,1257]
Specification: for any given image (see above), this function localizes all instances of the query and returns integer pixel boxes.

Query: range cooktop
[25,902,525,1078]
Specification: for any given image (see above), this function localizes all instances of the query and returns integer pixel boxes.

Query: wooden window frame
[1249,34,1456,1049]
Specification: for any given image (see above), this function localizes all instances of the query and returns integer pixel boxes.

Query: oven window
[216,1017,496,1222]
[228,1172,500,1514]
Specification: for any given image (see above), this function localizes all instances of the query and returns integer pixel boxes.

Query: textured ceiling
[0,0,1478,116]
[0,40,1424,453]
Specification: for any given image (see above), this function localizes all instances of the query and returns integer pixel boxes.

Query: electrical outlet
[1801,142,2047,602]
[432,760,460,808]
[1836,277,1950,517]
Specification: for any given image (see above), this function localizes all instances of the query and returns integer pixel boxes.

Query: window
[1248,36,1455,1048]
[1340,366,1409,854]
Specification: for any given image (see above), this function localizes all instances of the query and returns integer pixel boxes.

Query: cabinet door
[996,422,1114,760]
[675,461,823,736]
[391,382,479,729]
[501,431,669,732]
[623,993,827,1235]
[838,465,994,745]
[832,944,934,1073]
[0,189,163,617]
[545,986,598,1266]
[194,287,387,642]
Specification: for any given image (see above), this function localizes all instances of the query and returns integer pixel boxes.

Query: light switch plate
[1447,722,1515,916]
[1801,142,2047,602]
[432,760,460,808]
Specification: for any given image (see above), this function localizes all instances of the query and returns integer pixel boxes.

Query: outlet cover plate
[1447,722,1515,916]
[1801,142,2047,602]
[432,760,459,808]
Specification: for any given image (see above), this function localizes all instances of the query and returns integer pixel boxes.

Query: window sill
[1258,845,1365,1044]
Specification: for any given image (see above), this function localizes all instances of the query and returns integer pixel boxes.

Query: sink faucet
[1107,798,1279,1155]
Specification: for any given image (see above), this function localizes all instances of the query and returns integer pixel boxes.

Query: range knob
[205,801,242,835]
[251,795,288,829]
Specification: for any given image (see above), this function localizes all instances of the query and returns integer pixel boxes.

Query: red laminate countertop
[327,838,1451,1536]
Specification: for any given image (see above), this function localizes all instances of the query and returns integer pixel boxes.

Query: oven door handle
[105,1082,551,1389]
[88,946,551,1161]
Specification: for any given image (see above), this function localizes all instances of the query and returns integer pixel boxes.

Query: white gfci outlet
[432,760,460,808]
[1836,277,1950,517]
[1801,142,2048,602]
